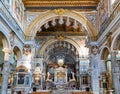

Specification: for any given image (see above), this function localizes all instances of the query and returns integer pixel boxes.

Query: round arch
[100,46,110,60]
[25,9,97,38]
[16,65,28,72]
[111,27,120,51]
[13,46,22,60]
[0,25,10,48]
[37,37,80,57]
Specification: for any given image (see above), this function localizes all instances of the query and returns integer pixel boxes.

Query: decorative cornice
[23,0,99,10]
[54,9,68,15]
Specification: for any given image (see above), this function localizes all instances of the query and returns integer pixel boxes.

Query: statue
[91,45,99,55]
[46,72,50,81]
[71,71,75,81]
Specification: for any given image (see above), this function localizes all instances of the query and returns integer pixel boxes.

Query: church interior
[0,0,120,94]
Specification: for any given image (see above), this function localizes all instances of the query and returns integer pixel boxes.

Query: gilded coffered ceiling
[22,0,100,11]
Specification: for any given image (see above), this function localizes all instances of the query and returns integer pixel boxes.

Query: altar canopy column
[1,48,11,94]
[111,51,119,94]
[90,45,100,94]
[76,62,79,81]
[40,57,44,89]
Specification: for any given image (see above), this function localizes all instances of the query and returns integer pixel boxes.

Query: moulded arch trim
[25,10,97,38]
[111,27,120,51]
[100,46,111,60]
[37,37,80,57]
[0,24,11,48]
[12,45,22,60]
[16,65,28,72]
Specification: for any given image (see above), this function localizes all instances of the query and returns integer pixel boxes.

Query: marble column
[110,51,119,94]
[111,51,117,68]
[76,62,79,81]
[91,54,100,94]
[1,48,11,94]
[113,67,120,94]
[90,45,100,94]
[40,77,43,89]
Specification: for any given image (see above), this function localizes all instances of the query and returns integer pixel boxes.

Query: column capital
[2,48,11,54]
[2,48,11,61]
[89,42,98,46]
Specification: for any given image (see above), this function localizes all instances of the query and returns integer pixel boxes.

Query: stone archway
[37,37,80,57]
[25,9,97,39]
[0,30,11,94]
[111,30,120,51]
[0,31,10,65]
[0,22,10,48]
[13,46,22,60]
[100,46,112,90]
[12,46,22,69]
[100,46,110,60]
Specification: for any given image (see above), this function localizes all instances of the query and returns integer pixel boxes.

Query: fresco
[97,0,109,28]
[13,0,23,26]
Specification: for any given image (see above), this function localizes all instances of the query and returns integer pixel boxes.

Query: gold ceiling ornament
[54,9,68,15]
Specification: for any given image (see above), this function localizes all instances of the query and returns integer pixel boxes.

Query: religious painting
[13,0,23,25]
[98,0,109,27]
[18,73,25,84]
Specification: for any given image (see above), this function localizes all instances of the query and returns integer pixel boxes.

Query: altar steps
[52,90,72,94]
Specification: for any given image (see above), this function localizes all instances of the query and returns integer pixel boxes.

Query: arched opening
[25,9,94,91]
[100,47,112,90]
[25,9,97,39]
[112,33,120,65]
[0,34,4,86]
[10,46,22,72]
[0,31,10,88]
[34,33,89,90]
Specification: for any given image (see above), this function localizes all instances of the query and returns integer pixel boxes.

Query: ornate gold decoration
[23,0,99,9]
[57,71,65,79]
[56,34,65,41]
[54,9,67,15]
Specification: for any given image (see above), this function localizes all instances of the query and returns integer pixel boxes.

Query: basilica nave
[0,0,120,94]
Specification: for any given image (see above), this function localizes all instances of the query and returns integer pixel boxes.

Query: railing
[0,1,25,41]
[98,2,120,38]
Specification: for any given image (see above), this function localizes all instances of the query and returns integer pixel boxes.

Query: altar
[54,59,68,90]
[32,90,51,94]
[46,59,69,90]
